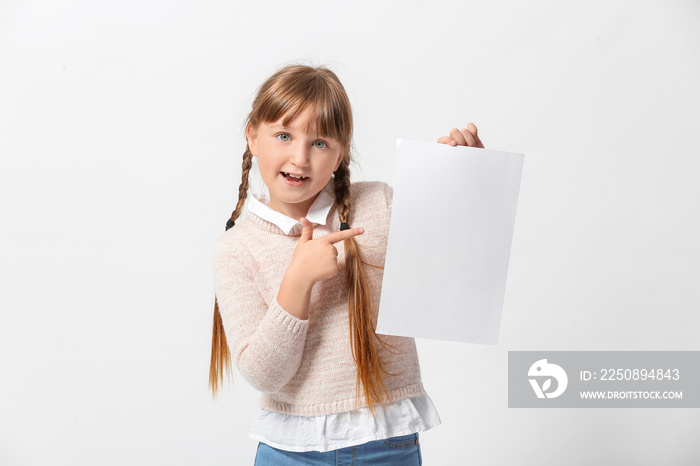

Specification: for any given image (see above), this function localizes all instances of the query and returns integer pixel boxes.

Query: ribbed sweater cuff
[267,299,309,335]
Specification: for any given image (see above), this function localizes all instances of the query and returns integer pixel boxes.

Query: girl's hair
[209,64,389,412]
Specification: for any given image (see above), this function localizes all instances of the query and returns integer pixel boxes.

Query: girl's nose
[290,144,310,167]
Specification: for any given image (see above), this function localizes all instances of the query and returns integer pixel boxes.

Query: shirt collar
[247,181,335,235]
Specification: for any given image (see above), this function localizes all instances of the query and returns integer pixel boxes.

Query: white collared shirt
[247,182,336,235]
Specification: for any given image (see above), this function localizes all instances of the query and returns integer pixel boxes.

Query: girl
[211,64,483,465]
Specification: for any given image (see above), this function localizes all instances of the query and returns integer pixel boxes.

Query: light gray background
[1,1,698,465]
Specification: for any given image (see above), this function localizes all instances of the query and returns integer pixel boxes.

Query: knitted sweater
[213,181,424,416]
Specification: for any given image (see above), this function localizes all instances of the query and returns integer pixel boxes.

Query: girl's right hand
[277,217,364,320]
[290,217,364,286]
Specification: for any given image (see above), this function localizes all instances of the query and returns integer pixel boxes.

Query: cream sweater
[213,181,423,416]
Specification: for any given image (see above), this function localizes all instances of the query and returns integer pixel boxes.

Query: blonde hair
[209,65,390,412]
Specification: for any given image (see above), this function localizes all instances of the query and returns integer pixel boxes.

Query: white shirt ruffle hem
[249,393,441,453]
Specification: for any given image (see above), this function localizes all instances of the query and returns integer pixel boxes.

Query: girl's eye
[277,133,291,142]
[313,140,328,149]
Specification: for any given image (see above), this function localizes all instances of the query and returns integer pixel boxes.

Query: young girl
[210,64,483,465]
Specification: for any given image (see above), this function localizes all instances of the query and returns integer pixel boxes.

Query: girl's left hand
[437,122,484,148]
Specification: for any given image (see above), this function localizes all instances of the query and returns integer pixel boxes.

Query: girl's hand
[437,122,484,148]
[291,218,365,285]
[277,217,364,320]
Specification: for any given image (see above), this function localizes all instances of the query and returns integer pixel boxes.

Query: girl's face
[246,109,345,220]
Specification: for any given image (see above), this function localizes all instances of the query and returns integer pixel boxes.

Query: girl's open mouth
[282,172,308,186]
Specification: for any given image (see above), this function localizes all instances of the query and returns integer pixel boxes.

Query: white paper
[376,139,524,344]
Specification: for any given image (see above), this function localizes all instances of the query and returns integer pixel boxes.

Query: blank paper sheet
[376,139,524,344]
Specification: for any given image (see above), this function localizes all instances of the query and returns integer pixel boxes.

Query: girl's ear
[334,152,347,172]
[245,123,258,156]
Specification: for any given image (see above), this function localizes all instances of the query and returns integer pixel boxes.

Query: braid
[226,147,254,230]
[333,161,351,223]
[334,160,389,414]
[209,146,254,396]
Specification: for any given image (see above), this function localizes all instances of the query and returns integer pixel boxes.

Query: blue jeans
[254,432,422,465]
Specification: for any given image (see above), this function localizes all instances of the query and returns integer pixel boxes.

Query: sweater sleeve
[213,236,309,393]
[382,182,394,214]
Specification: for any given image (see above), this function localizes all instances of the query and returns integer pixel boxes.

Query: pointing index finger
[322,227,365,244]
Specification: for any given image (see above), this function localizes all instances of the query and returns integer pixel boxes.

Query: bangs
[250,67,352,147]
